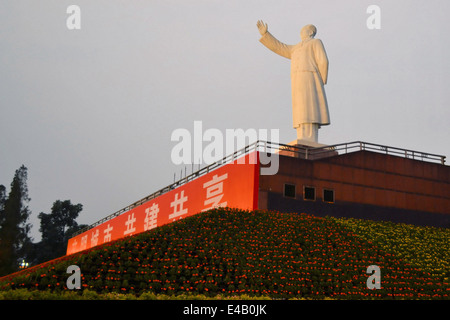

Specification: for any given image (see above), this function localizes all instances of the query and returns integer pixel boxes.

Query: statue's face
[300,27,311,40]
[300,25,315,41]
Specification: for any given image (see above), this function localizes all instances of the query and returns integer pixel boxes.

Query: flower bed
[0,208,448,299]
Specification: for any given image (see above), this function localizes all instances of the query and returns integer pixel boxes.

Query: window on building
[284,183,296,198]
[323,189,335,203]
[303,186,316,201]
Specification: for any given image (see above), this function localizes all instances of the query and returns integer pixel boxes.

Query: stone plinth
[278,139,338,160]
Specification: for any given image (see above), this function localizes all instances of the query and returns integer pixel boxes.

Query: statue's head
[300,24,317,40]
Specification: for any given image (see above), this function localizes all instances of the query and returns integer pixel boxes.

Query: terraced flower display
[331,217,450,282]
[0,208,448,299]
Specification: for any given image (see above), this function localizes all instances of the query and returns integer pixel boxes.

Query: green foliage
[0,165,33,276]
[35,200,84,264]
[0,208,448,299]
[0,289,273,300]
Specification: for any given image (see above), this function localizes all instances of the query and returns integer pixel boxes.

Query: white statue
[257,20,330,144]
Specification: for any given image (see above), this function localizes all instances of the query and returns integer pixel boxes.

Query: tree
[0,184,6,225]
[0,165,33,276]
[35,200,84,263]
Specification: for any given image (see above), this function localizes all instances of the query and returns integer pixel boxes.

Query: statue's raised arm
[256,20,293,60]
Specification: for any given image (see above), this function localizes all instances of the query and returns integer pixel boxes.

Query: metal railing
[276,141,446,164]
[71,140,446,237]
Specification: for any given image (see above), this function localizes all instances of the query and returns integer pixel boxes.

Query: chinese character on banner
[80,234,88,250]
[71,239,78,251]
[90,229,99,247]
[124,213,136,235]
[144,203,159,231]
[169,190,188,220]
[104,224,113,242]
[202,173,228,211]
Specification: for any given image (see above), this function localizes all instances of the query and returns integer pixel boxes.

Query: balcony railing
[276,140,446,164]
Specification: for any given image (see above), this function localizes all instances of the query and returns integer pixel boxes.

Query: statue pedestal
[278,139,338,160]
[292,139,327,148]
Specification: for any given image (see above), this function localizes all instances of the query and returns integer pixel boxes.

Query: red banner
[66,152,260,255]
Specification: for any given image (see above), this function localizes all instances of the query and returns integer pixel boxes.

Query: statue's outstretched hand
[257,20,268,35]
